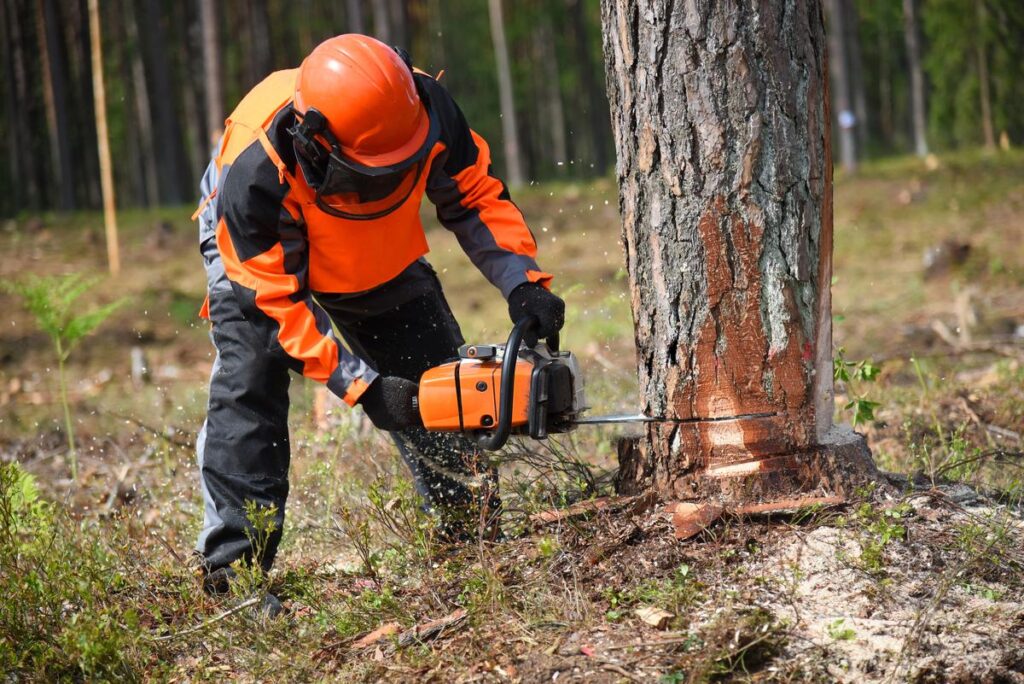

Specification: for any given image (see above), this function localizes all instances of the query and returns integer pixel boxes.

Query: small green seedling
[827,618,856,641]
[834,347,882,427]
[4,274,126,479]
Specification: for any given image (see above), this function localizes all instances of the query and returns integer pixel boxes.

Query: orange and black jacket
[195,69,551,406]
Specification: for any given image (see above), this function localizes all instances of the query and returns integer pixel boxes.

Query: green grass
[0,151,1023,680]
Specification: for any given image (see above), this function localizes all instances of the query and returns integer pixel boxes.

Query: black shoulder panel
[416,74,480,177]
[218,140,291,262]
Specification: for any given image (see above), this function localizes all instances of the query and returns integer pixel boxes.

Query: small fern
[4,274,126,479]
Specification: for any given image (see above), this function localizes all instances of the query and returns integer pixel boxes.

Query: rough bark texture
[601,0,876,504]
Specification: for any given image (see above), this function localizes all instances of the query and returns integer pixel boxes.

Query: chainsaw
[416,316,657,450]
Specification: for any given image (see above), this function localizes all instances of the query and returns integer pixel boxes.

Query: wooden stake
[88,0,120,275]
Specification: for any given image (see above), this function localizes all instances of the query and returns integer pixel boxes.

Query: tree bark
[903,0,928,157]
[601,0,877,506]
[37,0,76,210]
[826,0,857,172]
[200,0,224,147]
[487,0,525,187]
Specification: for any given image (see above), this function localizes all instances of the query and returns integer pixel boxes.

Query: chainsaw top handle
[474,315,556,451]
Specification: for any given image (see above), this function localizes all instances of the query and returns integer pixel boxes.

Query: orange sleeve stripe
[342,377,370,407]
[526,269,554,290]
[451,131,538,259]
[215,220,339,383]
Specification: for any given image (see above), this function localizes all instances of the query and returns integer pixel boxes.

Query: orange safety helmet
[295,34,433,166]
[290,34,439,219]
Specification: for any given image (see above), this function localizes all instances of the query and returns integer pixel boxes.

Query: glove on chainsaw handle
[507,282,564,349]
[357,376,422,432]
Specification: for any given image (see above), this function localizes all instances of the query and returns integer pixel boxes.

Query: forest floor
[1,150,1023,682]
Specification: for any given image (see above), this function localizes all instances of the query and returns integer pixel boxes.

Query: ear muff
[392,46,414,71]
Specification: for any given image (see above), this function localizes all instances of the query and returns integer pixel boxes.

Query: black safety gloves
[357,376,422,431]
[507,281,565,347]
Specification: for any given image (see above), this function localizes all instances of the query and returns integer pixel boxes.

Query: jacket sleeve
[424,81,552,298]
[214,143,377,405]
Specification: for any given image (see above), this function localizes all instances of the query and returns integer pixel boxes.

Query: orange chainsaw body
[418,357,534,431]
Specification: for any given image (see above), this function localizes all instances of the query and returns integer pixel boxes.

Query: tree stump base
[616,425,882,516]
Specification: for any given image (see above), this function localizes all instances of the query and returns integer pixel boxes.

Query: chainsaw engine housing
[418,341,585,440]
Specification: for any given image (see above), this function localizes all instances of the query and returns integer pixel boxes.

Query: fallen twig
[150,597,259,642]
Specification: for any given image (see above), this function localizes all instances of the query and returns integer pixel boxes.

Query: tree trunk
[487,0,525,187]
[70,0,101,207]
[124,0,159,206]
[844,0,868,157]
[0,0,21,213]
[88,0,119,274]
[200,0,224,147]
[6,0,42,211]
[826,0,857,172]
[38,0,76,210]
[248,0,273,80]
[975,0,995,151]
[388,0,408,48]
[371,0,391,43]
[345,0,365,34]
[568,0,611,175]
[903,0,928,157]
[601,0,877,507]
[878,15,894,148]
[140,0,186,204]
[535,11,568,174]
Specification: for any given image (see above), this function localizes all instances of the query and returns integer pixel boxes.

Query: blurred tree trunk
[975,0,995,150]
[844,0,868,156]
[877,15,894,148]
[37,0,76,210]
[601,0,876,505]
[488,0,525,187]
[6,0,41,210]
[426,0,445,70]
[388,0,408,47]
[68,0,101,207]
[568,0,609,175]
[124,0,159,206]
[248,0,273,80]
[346,0,365,34]
[174,0,205,182]
[371,0,391,43]
[140,0,186,204]
[0,0,19,212]
[826,0,857,172]
[88,0,120,273]
[903,0,928,157]
[534,11,568,174]
[200,0,224,146]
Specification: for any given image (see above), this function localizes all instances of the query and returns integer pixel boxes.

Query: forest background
[4,0,1024,217]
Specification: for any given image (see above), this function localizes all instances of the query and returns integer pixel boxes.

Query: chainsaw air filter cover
[418,341,586,439]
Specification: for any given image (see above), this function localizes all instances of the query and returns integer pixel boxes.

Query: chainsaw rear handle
[474,316,558,451]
